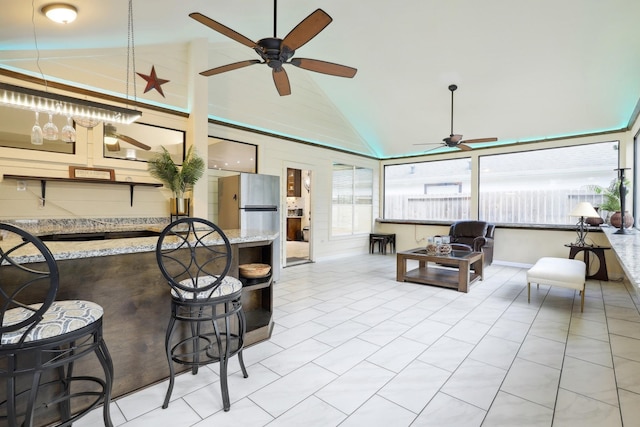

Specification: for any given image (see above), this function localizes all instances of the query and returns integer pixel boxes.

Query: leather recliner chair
[447,220,495,266]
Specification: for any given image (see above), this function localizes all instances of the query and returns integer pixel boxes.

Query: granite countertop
[1,218,278,264]
[602,226,640,289]
[7,217,171,235]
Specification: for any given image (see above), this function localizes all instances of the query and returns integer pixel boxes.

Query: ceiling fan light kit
[190,0,357,96]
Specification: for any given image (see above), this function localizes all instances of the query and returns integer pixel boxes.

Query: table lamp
[569,202,600,246]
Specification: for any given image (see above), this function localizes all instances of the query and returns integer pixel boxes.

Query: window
[103,122,184,163]
[208,136,257,173]
[384,158,471,220]
[332,163,373,236]
[479,141,619,225]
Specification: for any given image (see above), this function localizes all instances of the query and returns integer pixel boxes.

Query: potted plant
[148,146,205,215]
[590,178,633,228]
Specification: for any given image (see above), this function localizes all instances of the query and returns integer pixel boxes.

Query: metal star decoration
[137,66,169,97]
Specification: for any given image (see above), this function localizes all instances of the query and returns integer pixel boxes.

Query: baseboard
[492,260,535,269]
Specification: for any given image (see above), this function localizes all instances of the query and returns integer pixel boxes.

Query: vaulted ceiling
[1,0,640,159]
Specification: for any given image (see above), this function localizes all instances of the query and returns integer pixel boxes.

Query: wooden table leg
[475,253,484,280]
[458,259,469,293]
[396,254,406,281]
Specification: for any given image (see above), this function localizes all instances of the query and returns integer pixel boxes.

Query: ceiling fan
[103,124,151,152]
[416,84,497,152]
[189,0,357,96]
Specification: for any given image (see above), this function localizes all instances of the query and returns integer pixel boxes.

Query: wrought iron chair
[155,217,247,411]
[0,223,113,427]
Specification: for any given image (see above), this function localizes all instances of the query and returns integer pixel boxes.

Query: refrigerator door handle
[242,205,278,212]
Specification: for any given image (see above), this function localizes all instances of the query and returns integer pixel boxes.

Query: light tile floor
[78,253,640,426]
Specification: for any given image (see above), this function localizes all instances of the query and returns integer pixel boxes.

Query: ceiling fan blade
[461,137,498,144]
[421,144,448,153]
[189,12,257,48]
[281,9,332,51]
[200,60,261,76]
[290,58,357,78]
[116,134,152,151]
[272,68,291,96]
[457,143,473,151]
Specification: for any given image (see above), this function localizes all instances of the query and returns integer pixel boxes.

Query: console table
[565,244,610,281]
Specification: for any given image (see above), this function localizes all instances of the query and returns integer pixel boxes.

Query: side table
[369,233,396,254]
[564,244,610,281]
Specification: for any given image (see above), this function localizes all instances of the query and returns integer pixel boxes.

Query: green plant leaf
[148,145,204,197]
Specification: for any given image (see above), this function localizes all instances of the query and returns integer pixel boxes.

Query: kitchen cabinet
[287,217,302,241]
[287,168,301,197]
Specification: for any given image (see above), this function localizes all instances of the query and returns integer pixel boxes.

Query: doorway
[285,168,312,266]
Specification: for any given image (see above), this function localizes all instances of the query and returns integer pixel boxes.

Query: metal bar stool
[0,223,113,427]
[156,217,248,412]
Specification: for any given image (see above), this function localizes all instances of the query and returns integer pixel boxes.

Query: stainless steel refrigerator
[218,173,280,280]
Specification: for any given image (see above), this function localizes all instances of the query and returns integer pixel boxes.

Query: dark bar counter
[1,226,278,399]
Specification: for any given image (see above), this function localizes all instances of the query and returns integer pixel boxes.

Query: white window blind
[332,163,373,236]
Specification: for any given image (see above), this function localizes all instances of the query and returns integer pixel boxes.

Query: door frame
[282,162,314,266]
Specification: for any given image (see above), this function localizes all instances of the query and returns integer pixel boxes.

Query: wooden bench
[527,257,586,312]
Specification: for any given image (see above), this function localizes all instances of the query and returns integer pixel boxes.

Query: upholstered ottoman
[527,257,586,311]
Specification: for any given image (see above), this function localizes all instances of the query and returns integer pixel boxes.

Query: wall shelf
[3,174,162,207]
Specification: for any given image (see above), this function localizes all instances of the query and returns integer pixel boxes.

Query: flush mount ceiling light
[41,3,78,24]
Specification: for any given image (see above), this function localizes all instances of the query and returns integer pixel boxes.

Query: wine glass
[30,111,43,145]
[42,113,59,141]
[61,116,76,142]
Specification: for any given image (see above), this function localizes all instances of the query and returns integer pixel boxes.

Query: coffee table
[396,248,484,293]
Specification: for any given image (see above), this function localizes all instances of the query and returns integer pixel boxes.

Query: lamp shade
[569,202,600,218]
